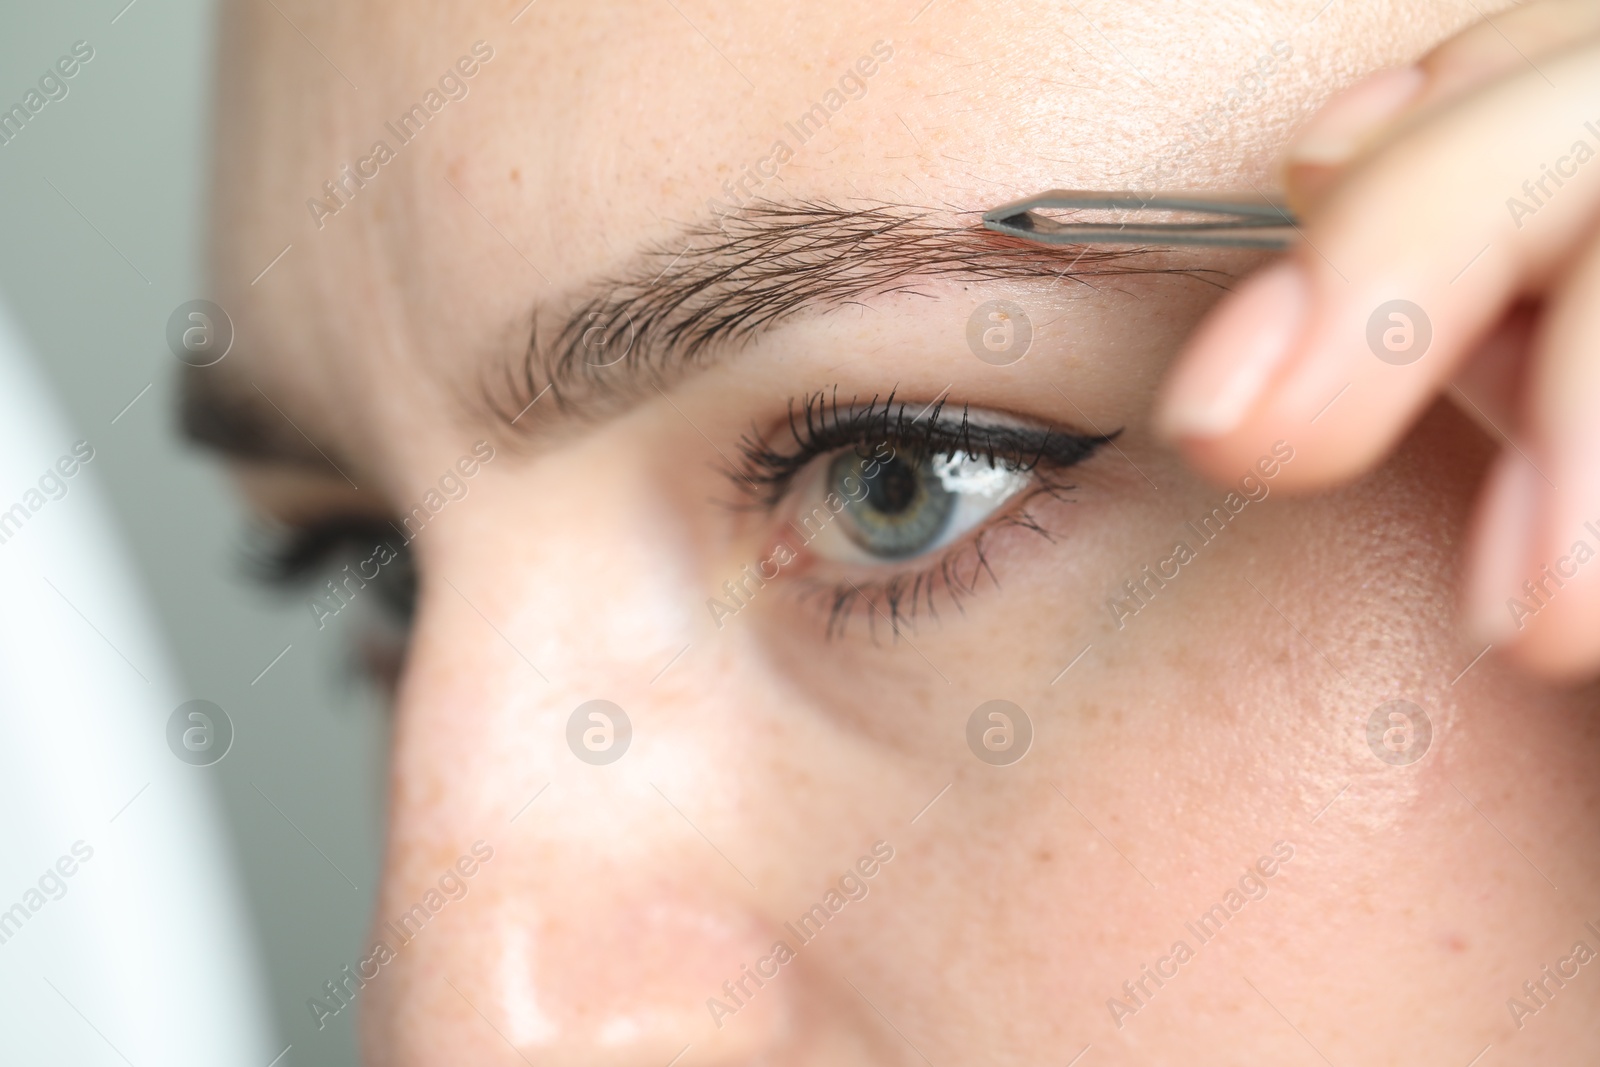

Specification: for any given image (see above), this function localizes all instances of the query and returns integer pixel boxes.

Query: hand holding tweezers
[982,190,1298,249]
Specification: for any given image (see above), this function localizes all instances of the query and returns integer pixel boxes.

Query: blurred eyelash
[246,517,404,586]
[811,466,1085,640]
[245,518,415,695]
[730,388,1117,639]
[730,387,1113,507]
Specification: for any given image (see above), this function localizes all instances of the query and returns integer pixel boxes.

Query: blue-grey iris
[829,450,956,559]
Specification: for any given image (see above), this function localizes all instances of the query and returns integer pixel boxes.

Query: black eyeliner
[731,387,1117,507]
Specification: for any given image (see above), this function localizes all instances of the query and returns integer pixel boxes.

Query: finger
[1416,0,1600,103]
[1285,0,1600,206]
[1156,42,1600,494]
[1448,300,1538,440]
[1472,212,1600,677]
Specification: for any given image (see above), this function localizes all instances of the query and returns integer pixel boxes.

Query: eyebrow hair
[490,198,1221,429]
[183,198,1222,465]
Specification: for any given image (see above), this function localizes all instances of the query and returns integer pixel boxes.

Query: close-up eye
[724,393,1118,637]
[250,517,419,686]
[812,444,1032,563]
[789,425,1068,567]
[735,391,1114,565]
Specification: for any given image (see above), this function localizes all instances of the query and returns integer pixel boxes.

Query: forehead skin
[204,2,1600,1066]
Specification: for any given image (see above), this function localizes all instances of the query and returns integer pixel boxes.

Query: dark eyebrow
[181,198,1222,465]
[489,198,1221,429]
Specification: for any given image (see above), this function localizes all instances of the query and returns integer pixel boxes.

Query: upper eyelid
[736,392,997,480]
[730,392,1115,507]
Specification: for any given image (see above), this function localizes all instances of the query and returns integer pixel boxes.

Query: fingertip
[1463,450,1543,647]
[1155,259,1310,443]
[1280,65,1427,175]
[1497,454,1600,684]
[1495,617,1600,685]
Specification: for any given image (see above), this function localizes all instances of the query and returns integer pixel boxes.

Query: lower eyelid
[811,506,1062,638]
[778,455,1100,639]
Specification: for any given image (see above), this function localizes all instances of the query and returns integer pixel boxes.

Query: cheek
[835,407,1502,1038]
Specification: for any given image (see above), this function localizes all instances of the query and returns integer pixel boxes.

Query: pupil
[829,448,957,560]
[866,458,918,514]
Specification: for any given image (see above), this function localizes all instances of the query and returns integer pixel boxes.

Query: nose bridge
[365,467,795,1064]
[503,444,703,681]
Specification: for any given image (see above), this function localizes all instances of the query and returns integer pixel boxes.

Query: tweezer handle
[983,190,1298,250]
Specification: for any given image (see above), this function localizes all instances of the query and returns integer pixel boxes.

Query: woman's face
[196,0,1600,1062]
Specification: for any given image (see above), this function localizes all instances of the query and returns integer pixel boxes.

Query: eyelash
[248,518,406,586]
[731,389,1115,639]
[249,518,417,689]
[731,389,1107,503]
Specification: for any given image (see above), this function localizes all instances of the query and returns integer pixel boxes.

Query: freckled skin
[209,0,1600,1063]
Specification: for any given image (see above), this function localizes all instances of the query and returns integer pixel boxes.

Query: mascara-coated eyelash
[247,516,418,621]
[249,517,417,615]
[730,387,1115,507]
[246,517,417,692]
[246,517,405,585]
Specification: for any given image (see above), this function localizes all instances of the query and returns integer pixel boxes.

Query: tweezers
[982,190,1298,249]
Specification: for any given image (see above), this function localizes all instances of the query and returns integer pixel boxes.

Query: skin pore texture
[199,0,1600,1063]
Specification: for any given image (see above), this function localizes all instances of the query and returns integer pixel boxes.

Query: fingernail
[1157,259,1309,440]
[1466,451,1542,645]
[1285,65,1426,167]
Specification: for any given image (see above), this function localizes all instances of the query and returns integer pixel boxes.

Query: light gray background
[0,3,385,1063]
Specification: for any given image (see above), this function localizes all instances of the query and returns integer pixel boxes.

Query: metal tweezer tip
[982,189,1298,249]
